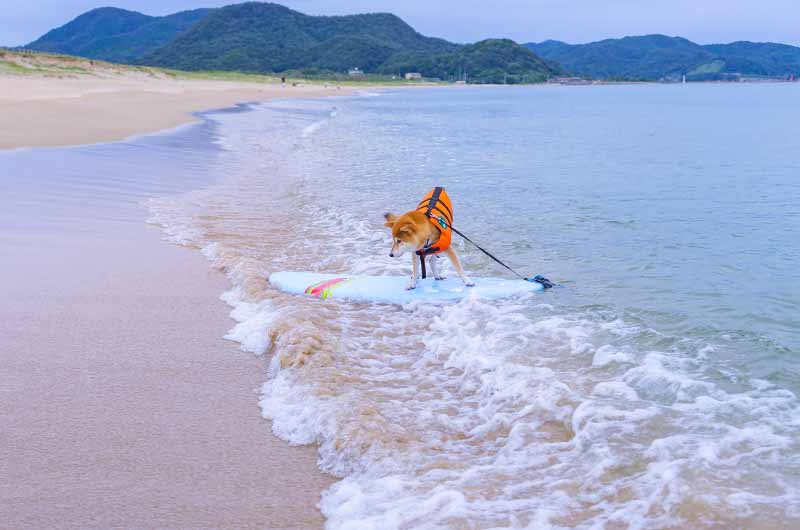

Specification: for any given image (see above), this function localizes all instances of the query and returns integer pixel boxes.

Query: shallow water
[13,84,799,529]
[0,104,259,238]
[147,85,800,529]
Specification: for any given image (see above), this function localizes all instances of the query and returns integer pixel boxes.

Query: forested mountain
[703,41,800,76]
[140,2,457,73]
[139,3,560,81]
[525,35,800,80]
[27,7,212,64]
[379,39,562,83]
[24,2,559,83]
[29,4,797,82]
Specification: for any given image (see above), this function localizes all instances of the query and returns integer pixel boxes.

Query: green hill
[525,35,716,80]
[27,7,153,55]
[140,2,457,73]
[140,3,559,82]
[525,35,800,80]
[25,2,558,83]
[27,7,212,64]
[704,41,800,76]
[380,39,563,83]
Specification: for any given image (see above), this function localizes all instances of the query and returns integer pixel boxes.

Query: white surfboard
[268,271,544,304]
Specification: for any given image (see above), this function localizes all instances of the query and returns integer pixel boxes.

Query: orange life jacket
[416,187,453,256]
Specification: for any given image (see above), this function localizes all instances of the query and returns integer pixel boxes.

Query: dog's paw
[463,277,475,287]
[434,275,447,281]
[406,280,417,290]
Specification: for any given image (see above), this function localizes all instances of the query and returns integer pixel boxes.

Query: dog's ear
[397,223,415,237]
[383,212,397,228]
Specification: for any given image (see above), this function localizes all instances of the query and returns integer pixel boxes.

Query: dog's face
[384,212,428,257]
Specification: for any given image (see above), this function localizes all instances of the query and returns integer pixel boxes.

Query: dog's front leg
[407,254,418,290]
[445,247,474,286]
[430,254,446,280]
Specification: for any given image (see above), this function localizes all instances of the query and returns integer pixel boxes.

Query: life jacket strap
[416,236,440,257]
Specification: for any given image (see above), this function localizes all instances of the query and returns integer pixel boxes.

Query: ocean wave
[148,95,800,530]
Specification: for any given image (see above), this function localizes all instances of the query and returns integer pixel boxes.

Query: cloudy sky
[3,0,799,47]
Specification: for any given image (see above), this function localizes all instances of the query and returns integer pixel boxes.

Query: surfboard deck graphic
[304,277,351,299]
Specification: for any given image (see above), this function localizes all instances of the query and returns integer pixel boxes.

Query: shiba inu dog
[384,187,474,290]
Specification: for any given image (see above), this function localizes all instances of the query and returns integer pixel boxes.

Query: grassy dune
[0,48,434,86]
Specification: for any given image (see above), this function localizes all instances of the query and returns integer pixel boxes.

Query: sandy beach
[0,227,335,529]
[0,52,351,149]
[0,57,345,529]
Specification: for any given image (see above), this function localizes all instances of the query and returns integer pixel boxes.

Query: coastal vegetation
[0,47,420,87]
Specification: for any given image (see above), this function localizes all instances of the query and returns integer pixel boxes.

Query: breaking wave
[148,90,800,529]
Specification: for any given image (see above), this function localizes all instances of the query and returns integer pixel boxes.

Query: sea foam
[147,92,800,530]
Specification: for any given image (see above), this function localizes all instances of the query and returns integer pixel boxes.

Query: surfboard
[268,271,544,304]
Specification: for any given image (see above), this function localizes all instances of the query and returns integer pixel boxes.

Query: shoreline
[1,72,345,528]
[0,223,336,529]
[0,71,356,150]
[5,67,798,529]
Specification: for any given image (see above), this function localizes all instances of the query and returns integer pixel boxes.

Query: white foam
[222,288,274,355]
[146,95,800,530]
[302,119,328,138]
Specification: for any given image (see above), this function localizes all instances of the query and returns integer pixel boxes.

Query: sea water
[21,84,800,529]
[146,85,800,529]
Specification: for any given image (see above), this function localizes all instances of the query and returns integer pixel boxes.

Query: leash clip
[526,275,557,289]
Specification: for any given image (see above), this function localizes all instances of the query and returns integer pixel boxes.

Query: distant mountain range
[26,2,559,83]
[525,35,800,80]
[23,4,800,83]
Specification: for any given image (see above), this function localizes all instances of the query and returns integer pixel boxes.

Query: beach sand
[0,62,343,528]
[0,52,351,150]
[0,224,335,530]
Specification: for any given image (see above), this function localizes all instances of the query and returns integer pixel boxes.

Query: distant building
[348,68,364,77]
[405,72,422,80]
[548,76,591,85]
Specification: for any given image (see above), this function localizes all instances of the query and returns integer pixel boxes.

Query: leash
[412,186,557,289]
[448,225,557,289]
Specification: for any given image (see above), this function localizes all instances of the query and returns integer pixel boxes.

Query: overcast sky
[3,0,799,47]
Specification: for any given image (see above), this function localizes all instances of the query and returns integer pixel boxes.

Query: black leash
[449,225,557,289]
[413,189,557,289]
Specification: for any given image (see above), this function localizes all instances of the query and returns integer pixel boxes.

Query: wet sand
[0,62,364,527]
[0,63,357,528]
[0,223,334,529]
